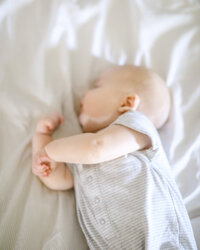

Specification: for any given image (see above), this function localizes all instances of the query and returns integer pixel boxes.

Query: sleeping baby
[32,65,197,249]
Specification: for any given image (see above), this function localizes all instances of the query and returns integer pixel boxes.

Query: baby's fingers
[37,155,51,165]
[40,164,52,177]
[33,163,49,175]
[33,167,51,177]
[42,168,52,177]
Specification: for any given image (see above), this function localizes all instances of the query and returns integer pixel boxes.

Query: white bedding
[0,0,199,249]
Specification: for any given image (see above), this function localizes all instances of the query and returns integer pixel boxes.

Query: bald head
[100,65,171,129]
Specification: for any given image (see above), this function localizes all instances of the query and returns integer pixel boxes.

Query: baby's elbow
[88,138,105,164]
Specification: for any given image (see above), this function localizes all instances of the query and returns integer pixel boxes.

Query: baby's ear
[118,94,140,113]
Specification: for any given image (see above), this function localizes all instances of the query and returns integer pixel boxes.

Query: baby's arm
[44,123,151,164]
[32,114,73,191]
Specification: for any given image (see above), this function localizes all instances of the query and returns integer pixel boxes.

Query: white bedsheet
[0,0,199,249]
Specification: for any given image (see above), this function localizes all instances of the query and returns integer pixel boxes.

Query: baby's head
[79,65,170,133]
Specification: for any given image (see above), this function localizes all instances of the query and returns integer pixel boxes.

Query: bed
[0,0,199,249]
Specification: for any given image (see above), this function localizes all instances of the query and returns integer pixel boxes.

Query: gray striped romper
[69,111,197,250]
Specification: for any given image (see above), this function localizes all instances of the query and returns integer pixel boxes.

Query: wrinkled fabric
[0,0,200,249]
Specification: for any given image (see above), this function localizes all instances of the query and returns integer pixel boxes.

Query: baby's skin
[32,113,74,190]
[32,65,170,190]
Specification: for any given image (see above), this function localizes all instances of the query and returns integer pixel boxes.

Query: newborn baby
[32,65,197,249]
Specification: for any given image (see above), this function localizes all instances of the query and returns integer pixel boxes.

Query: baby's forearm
[44,133,101,164]
[32,132,52,157]
[32,132,54,185]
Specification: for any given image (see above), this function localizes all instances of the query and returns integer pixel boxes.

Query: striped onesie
[69,111,197,250]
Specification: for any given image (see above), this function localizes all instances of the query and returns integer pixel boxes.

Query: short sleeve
[110,111,161,155]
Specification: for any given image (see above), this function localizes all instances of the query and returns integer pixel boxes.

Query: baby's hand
[32,149,57,177]
[36,113,64,135]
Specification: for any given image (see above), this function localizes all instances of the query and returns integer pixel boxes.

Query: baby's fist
[32,149,56,177]
[36,113,64,135]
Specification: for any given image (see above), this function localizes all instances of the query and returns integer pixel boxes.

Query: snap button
[87,176,93,183]
[99,218,105,225]
[94,197,100,204]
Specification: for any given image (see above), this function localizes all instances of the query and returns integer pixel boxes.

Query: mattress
[0,0,199,249]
